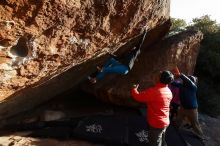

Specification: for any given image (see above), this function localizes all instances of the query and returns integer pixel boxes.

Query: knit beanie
[160,71,174,84]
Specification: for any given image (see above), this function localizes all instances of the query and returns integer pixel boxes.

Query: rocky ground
[0,135,105,146]
[0,91,122,146]
[0,91,220,146]
[1,114,220,146]
[199,114,220,146]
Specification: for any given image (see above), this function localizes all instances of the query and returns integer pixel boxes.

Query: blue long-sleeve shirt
[172,74,198,109]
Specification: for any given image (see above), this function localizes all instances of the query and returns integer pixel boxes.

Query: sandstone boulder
[0,0,170,120]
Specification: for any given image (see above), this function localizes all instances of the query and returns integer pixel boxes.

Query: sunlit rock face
[82,30,203,106]
[0,0,170,120]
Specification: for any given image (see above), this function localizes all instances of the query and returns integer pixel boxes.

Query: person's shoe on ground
[201,136,210,146]
[189,130,210,142]
[194,135,210,146]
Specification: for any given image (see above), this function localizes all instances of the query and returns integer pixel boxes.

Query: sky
[170,0,220,23]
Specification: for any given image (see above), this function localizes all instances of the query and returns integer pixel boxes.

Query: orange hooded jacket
[131,83,173,128]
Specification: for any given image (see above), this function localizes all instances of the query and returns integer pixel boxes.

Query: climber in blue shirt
[88,46,140,84]
[88,31,147,84]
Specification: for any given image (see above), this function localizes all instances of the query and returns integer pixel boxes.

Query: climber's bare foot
[96,66,102,72]
[88,76,97,84]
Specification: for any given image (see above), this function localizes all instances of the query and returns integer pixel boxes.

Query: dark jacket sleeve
[180,73,197,88]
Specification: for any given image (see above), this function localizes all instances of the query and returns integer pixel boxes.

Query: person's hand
[106,50,115,56]
[132,84,139,89]
[173,66,181,77]
[132,46,137,50]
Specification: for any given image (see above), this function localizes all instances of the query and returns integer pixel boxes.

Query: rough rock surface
[0,0,170,120]
[82,29,203,106]
[199,114,220,146]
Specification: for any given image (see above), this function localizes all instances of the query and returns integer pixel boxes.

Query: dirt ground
[1,90,220,146]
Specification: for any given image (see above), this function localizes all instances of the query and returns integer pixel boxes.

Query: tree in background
[171,15,220,116]
[192,15,220,34]
[192,15,220,116]
[170,18,187,32]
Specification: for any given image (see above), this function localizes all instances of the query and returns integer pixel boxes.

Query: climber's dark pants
[148,126,167,146]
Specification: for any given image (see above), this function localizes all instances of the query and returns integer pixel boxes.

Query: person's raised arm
[171,66,182,87]
[179,73,196,87]
[173,66,196,87]
[131,84,151,103]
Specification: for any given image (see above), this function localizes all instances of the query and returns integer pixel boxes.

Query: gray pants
[176,107,204,138]
[148,126,167,146]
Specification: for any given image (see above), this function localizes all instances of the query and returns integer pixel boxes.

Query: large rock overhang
[0,0,170,120]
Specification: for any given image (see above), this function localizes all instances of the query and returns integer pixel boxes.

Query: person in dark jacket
[172,67,204,140]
